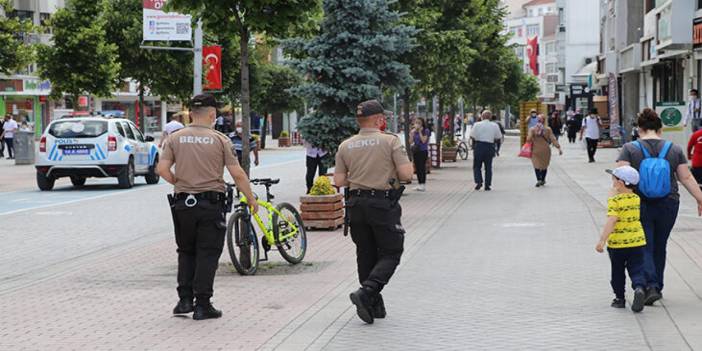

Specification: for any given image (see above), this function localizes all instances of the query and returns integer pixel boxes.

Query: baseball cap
[606,166,639,186]
[356,100,385,118]
[190,94,218,109]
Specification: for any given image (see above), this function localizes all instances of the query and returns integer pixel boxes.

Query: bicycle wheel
[272,202,307,264]
[458,142,469,160]
[226,211,260,275]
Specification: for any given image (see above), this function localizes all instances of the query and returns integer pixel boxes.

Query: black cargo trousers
[173,198,227,304]
[348,196,405,293]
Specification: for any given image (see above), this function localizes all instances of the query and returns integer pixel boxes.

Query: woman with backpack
[616,108,702,306]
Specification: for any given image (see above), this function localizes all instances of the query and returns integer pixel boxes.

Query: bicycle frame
[239,195,300,245]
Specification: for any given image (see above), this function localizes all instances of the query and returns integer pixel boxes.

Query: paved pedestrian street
[1,138,702,350]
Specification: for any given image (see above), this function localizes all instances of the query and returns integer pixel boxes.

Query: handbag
[519,142,533,158]
[519,143,533,158]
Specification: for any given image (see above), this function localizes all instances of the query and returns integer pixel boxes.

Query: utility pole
[193,20,203,96]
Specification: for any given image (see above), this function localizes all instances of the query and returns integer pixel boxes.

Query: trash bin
[14,131,35,165]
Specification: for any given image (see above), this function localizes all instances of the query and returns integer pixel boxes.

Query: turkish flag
[527,36,539,76]
[203,45,223,91]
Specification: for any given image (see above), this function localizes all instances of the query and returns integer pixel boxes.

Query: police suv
[35,116,160,191]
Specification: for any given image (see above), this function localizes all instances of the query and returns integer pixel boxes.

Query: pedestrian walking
[565,110,579,143]
[526,109,539,129]
[687,126,702,188]
[617,108,702,306]
[1,115,18,160]
[526,115,562,187]
[304,141,328,194]
[229,120,260,166]
[160,112,185,148]
[580,108,601,163]
[470,110,503,191]
[157,94,258,320]
[491,114,505,157]
[595,166,647,313]
[334,99,413,325]
[410,117,430,192]
[683,89,702,132]
[0,117,5,158]
[548,111,563,140]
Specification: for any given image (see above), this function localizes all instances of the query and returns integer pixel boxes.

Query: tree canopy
[287,0,417,163]
[37,0,120,105]
[0,0,35,75]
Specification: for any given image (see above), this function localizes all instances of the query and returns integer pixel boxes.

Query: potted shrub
[441,135,458,162]
[278,130,291,147]
[299,176,344,230]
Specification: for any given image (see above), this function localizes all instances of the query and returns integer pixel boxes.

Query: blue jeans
[473,142,495,187]
[608,246,646,299]
[640,197,680,291]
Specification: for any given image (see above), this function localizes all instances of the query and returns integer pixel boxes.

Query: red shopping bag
[518,142,533,158]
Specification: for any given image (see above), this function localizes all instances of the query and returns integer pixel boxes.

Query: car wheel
[37,172,55,191]
[118,159,135,189]
[70,176,86,188]
[145,155,160,185]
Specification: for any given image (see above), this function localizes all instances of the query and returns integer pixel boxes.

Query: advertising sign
[203,45,222,91]
[607,73,620,138]
[655,102,688,147]
[143,0,192,41]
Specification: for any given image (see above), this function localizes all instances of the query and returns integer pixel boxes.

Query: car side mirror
[145,136,155,142]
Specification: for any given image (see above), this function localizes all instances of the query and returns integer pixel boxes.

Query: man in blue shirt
[527,109,539,129]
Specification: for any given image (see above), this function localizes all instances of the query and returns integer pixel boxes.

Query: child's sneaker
[611,298,625,308]
[631,287,646,313]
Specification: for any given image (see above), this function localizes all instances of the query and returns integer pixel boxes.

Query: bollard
[14,131,36,165]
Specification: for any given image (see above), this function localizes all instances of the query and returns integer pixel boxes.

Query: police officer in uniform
[158,94,258,320]
[334,99,413,324]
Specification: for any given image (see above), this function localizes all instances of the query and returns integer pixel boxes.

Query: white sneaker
[415,184,426,192]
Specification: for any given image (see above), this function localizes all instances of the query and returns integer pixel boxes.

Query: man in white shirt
[684,89,702,132]
[579,108,601,163]
[160,112,185,147]
[1,115,18,159]
[470,110,503,191]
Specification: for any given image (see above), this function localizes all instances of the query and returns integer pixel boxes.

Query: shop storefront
[0,78,52,137]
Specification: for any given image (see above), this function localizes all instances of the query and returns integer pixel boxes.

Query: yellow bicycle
[225,178,307,275]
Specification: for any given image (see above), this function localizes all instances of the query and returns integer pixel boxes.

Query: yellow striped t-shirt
[607,193,646,249]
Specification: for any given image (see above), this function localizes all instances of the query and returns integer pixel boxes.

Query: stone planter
[442,146,458,162]
[299,193,344,230]
[278,136,291,147]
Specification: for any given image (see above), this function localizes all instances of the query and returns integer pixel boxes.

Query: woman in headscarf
[527,114,563,187]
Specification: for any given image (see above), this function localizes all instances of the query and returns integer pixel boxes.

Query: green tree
[104,0,193,129]
[0,0,35,74]
[287,0,416,165]
[252,63,303,149]
[37,0,120,107]
[168,0,321,175]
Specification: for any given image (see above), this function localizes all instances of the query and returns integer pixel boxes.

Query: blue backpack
[634,140,672,199]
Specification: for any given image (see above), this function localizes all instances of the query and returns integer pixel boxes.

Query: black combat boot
[372,294,386,319]
[193,302,222,320]
[349,287,375,324]
[173,299,194,314]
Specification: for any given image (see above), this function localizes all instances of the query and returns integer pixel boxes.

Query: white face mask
[236,127,243,134]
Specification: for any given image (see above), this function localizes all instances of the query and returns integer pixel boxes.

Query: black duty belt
[349,189,393,199]
[174,191,225,207]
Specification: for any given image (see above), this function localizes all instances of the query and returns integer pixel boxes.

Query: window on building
[10,10,33,21]
[529,9,534,17]
[545,63,557,74]
[515,45,524,60]
[527,24,539,38]
[40,13,51,34]
[538,7,544,16]
[652,60,684,104]
[699,0,702,9]
[545,42,555,55]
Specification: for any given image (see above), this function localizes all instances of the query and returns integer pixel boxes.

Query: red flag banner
[526,36,539,76]
[203,45,223,91]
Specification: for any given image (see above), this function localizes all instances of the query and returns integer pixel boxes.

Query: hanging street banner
[607,73,620,138]
[526,36,539,76]
[203,45,223,91]
[143,0,192,41]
